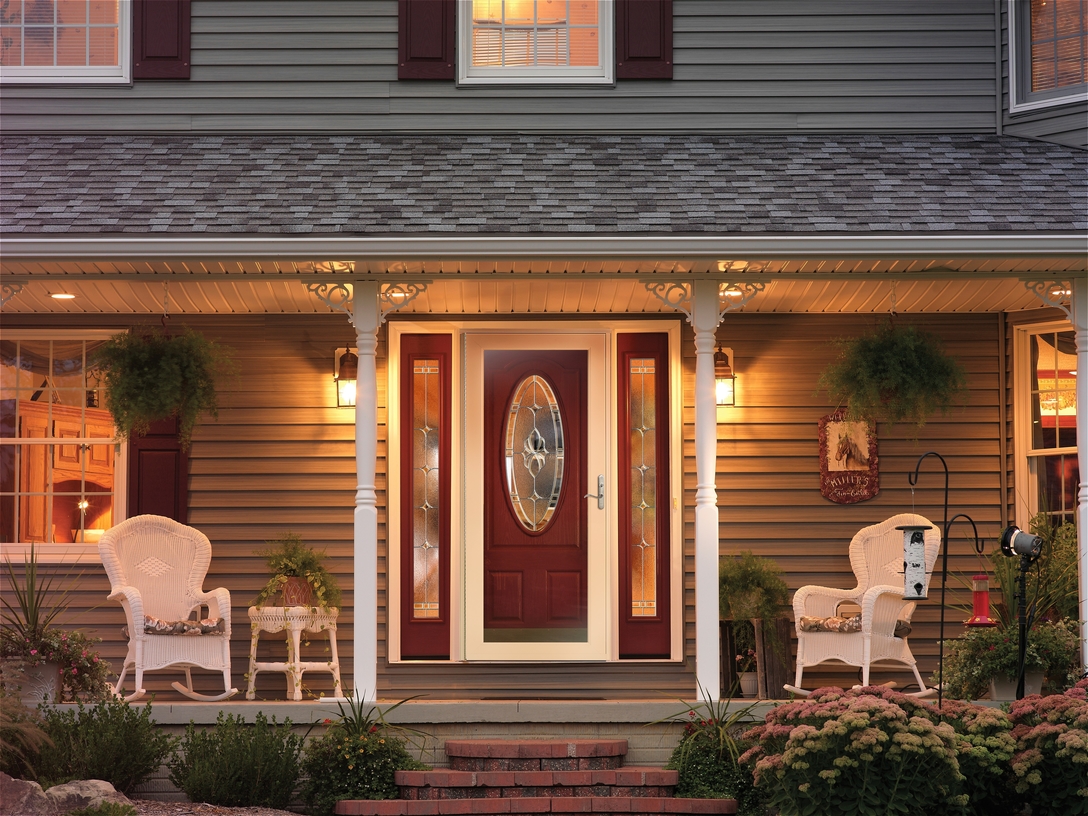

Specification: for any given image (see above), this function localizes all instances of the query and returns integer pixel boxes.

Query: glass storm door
[464,332,608,661]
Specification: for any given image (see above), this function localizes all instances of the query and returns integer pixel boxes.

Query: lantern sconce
[334,347,358,408]
[715,346,736,407]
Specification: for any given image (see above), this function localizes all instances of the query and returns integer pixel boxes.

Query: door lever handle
[584,474,605,510]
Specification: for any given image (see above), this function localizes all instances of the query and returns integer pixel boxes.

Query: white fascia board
[1,234,1087,264]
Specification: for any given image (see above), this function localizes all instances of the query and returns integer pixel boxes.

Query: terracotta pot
[281,576,315,607]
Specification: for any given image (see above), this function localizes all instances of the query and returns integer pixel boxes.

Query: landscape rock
[0,772,57,816]
[47,779,132,814]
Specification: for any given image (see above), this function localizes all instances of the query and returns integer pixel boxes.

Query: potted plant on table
[0,545,110,703]
[818,320,967,427]
[720,551,791,699]
[254,533,342,610]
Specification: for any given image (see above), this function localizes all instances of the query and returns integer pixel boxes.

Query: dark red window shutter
[128,417,189,522]
[133,0,191,80]
[616,0,672,79]
[398,0,455,80]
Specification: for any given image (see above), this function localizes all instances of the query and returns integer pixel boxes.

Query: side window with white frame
[0,334,123,554]
[1014,322,1079,527]
[1008,0,1088,112]
[0,0,131,83]
[458,0,614,84]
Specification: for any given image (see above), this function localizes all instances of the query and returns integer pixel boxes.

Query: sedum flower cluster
[1007,678,1088,816]
[740,686,1019,816]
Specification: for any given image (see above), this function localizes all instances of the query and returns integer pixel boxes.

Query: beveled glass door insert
[504,374,565,533]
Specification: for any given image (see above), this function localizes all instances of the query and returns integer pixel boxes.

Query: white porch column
[692,280,722,700]
[1073,278,1088,670]
[352,280,381,702]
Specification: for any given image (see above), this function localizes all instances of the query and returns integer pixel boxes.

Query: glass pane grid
[1030,0,1087,92]
[1,0,120,69]
[471,0,600,68]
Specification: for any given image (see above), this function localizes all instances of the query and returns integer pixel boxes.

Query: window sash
[1008,0,1087,112]
[0,0,131,83]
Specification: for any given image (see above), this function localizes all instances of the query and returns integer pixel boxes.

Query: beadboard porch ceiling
[2,261,1082,315]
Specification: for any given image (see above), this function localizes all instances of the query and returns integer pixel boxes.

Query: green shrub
[168,711,302,809]
[34,697,175,795]
[1008,679,1088,816]
[301,696,428,816]
[66,804,137,816]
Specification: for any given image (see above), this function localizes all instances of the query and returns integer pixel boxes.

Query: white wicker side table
[246,606,342,701]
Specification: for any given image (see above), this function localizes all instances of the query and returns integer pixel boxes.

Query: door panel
[483,349,588,642]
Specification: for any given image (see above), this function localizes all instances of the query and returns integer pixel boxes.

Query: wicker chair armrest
[793,585,862,623]
[195,588,232,630]
[106,585,145,634]
[859,585,915,634]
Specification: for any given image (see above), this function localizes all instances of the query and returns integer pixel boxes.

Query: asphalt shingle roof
[1,134,1084,236]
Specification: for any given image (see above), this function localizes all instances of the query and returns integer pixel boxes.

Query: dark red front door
[483,349,588,643]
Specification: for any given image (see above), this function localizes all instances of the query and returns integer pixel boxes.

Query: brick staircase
[334,738,738,815]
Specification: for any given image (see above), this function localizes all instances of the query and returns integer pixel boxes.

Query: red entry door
[483,349,588,643]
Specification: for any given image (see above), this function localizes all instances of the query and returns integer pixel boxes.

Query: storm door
[465,332,608,661]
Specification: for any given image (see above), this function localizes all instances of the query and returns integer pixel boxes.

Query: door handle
[584,474,604,510]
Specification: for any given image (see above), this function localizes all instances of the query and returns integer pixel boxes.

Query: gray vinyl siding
[0,0,998,133]
[999,2,1088,149]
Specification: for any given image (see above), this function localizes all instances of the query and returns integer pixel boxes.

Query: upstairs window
[458,0,614,84]
[1009,0,1088,111]
[0,0,131,83]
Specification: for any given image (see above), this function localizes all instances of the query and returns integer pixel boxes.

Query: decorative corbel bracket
[1,282,25,309]
[645,281,765,326]
[307,281,428,328]
[1025,280,1074,321]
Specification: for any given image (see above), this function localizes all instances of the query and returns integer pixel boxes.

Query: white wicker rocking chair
[98,514,237,702]
[791,513,941,694]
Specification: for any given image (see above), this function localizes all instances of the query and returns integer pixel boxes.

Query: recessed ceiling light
[50,293,76,300]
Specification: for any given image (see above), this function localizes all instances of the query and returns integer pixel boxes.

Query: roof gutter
[2,234,1086,265]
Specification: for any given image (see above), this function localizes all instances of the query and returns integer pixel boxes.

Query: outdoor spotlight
[999,525,1043,558]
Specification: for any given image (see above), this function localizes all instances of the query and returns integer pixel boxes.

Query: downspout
[1074,279,1088,670]
[994,0,1003,135]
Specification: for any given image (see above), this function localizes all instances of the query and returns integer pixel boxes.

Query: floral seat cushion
[799,613,911,638]
[143,615,225,636]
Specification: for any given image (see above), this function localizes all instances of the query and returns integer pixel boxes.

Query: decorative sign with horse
[818,408,879,504]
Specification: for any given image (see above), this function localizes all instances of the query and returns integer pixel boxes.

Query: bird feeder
[964,573,998,627]
[896,524,933,600]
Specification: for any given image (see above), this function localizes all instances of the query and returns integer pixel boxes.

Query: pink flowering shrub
[741,686,968,816]
[1007,678,1088,816]
[0,627,110,701]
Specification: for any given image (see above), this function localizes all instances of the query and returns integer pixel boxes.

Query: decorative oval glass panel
[504,374,565,532]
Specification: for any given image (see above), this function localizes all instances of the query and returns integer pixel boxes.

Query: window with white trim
[1,334,122,551]
[0,0,131,83]
[1009,0,1088,112]
[458,0,614,84]
[1014,322,1079,526]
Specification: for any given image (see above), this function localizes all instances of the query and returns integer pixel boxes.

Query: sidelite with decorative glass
[412,359,441,619]
[460,0,613,84]
[1030,330,1079,524]
[504,374,565,532]
[629,358,657,617]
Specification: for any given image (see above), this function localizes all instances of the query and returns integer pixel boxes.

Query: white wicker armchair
[792,513,941,692]
[98,514,236,702]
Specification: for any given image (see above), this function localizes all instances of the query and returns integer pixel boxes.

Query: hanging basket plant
[93,327,233,449]
[818,321,967,428]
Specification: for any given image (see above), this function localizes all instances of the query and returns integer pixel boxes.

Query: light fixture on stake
[999,524,1044,700]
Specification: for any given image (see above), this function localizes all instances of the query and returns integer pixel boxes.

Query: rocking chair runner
[98,514,237,702]
[791,513,941,693]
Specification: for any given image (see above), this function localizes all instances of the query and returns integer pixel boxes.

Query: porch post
[1073,278,1088,669]
[691,281,721,700]
[352,280,381,702]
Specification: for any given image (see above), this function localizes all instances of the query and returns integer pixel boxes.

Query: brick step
[335,795,738,814]
[396,767,677,800]
[445,740,628,772]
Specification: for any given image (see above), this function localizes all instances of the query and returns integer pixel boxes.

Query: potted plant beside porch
[719,551,792,699]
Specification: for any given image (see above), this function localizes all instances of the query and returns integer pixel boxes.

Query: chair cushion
[143,615,225,636]
[799,614,911,637]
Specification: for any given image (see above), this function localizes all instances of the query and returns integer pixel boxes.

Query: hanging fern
[93,327,232,449]
[818,321,967,428]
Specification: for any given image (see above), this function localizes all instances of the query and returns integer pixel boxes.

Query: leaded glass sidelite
[412,359,441,619]
[629,358,657,617]
[504,374,564,532]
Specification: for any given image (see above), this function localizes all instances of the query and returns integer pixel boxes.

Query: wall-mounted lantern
[714,346,735,406]
[335,348,358,408]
